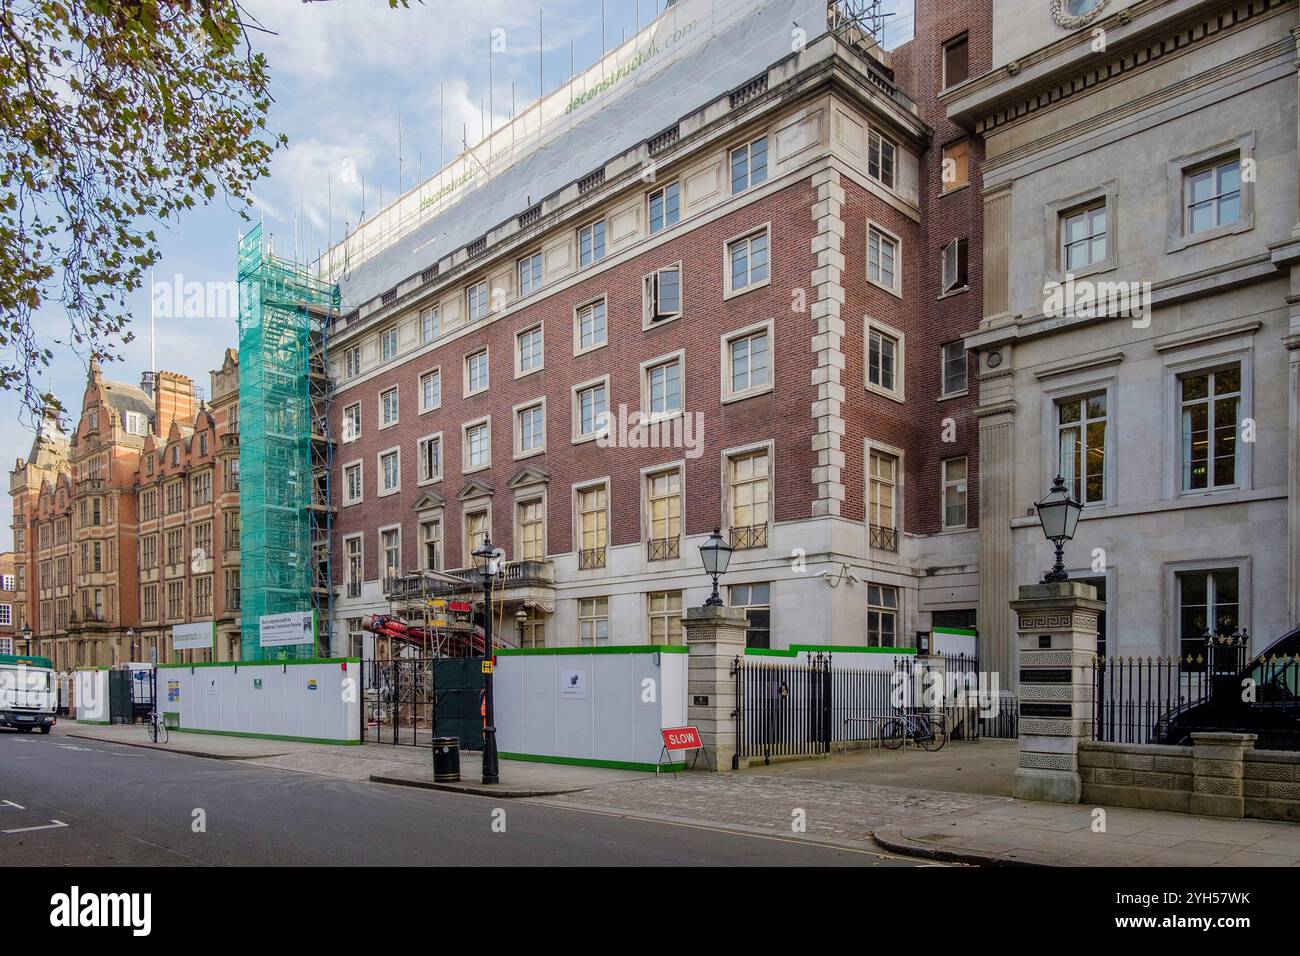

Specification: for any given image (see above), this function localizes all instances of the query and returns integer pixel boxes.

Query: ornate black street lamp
[515,606,527,646]
[1035,474,1083,583]
[698,527,734,607]
[472,533,502,785]
[19,623,32,655]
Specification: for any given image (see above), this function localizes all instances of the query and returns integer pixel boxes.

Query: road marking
[3,819,68,834]
[526,800,927,863]
[2,800,26,810]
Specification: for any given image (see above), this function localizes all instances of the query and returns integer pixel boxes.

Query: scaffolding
[237,224,341,660]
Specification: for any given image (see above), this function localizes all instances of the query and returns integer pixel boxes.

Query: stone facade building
[324,0,992,654]
[945,0,1300,678]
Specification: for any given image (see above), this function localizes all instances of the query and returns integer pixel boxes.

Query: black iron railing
[1090,630,1300,749]
[1090,656,1210,745]
[646,537,679,561]
[578,547,606,570]
[869,524,897,551]
[730,523,768,550]
[735,651,1016,764]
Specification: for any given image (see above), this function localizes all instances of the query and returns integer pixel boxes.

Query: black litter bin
[432,737,461,782]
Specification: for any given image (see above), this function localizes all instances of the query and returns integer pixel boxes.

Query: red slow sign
[660,726,702,752]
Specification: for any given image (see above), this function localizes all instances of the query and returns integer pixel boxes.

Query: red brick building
[9,354,242,669]
[324,0,989,652]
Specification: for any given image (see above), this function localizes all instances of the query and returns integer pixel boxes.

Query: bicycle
[878,712,947,752]
[147,709,169,744]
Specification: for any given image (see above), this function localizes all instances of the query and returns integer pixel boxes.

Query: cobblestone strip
[530,773,1007,848]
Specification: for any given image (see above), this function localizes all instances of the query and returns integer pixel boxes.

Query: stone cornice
[1032,350,1126,380]
[943,0,1291,135]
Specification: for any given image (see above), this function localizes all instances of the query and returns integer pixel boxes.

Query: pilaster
[683,604,750,771]
[1011,581,1104,804]
[809,169,846,518]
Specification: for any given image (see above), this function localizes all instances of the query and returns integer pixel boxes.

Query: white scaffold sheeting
[329,0,830,309]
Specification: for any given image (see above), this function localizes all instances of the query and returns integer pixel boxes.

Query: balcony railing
[730,524,768,550]
[383,560,556,600]
[647,537,680,562]
[578,547,607,571]
[869,524,897,552]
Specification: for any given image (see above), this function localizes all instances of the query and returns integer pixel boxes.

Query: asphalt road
[0,730,927,866]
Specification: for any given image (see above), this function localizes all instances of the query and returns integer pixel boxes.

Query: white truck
[0,653,57,733]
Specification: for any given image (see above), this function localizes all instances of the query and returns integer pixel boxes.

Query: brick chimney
[153,371,196,437]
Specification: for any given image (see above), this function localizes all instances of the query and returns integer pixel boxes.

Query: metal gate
[734,653,833,763]
[362,657,484,750]
[107,670,153,725]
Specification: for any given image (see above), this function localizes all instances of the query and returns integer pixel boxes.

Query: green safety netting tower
[237,224,340,660]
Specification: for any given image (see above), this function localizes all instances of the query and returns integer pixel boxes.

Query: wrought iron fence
[1090,656,1212,745]
[734,652,1016,764]
[1090,638,1300,750]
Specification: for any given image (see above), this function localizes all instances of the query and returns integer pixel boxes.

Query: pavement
[873,800,1300,867]
[63,721,645,797]
[57,722,1300,866]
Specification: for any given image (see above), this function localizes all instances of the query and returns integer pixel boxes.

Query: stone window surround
[343,532,364,589]
[863,316,906,402]
[513,483,547,563]
[378,523,402,580]
[1165,131,1255,254]
[416,431,444,486]
[720,318,775,404]
[640,459,687,569]
[642,261,684,330]
[376,446,401,497]
[460,499,493,570]
[572,476,611,576]
[720,439,775,560]
[342,458,363,506]
[342,401,361,443]
[1161,556,1251,660]
[378,385,399,430]
[461,416,492,474]
[513,397,547,461]
[1158,331,1254,501]
[1037,358,1121,510]
[1042,180,1118,283]
[639,349,686,424]
[463,346,490,398]
[571,374,611,445]
[573,295,609,356]
[865,219,903,298]
[515,322,545,378]
[940,455,969,531]
[864,437,906,551]
[418,367,442,414]
[722,222,772,300]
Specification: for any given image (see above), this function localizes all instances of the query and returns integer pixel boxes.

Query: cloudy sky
[2,0,914,552]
